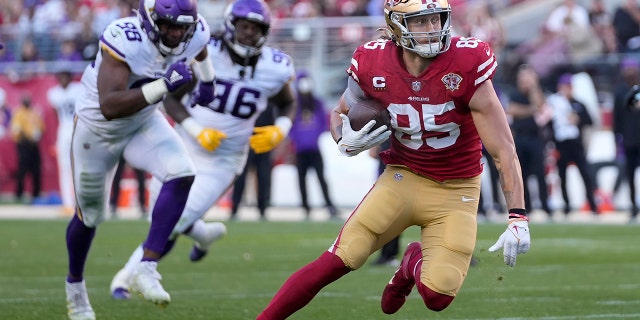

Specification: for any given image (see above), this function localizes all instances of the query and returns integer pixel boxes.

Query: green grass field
[1,219,639,320]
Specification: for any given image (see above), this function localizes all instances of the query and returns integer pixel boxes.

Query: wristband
[508,208,528,221]
[181,117,204,139]
[275,116,292,137]
[141,79,168,104]
[193,55,216,82]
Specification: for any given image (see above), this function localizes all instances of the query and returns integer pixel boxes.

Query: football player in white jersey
[47,67,83,215]
[64,0,218,319]
[109,0,297,300]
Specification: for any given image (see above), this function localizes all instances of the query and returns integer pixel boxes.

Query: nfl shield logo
[411,81,422,92]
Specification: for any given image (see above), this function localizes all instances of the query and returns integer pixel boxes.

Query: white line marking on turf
[495,315,640,319]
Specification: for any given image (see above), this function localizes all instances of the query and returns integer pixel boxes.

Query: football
[347,99,391,132]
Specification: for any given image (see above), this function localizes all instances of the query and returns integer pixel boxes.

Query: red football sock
[257,251,351,320]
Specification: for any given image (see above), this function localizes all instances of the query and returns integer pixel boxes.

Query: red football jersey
[347,36,497,181]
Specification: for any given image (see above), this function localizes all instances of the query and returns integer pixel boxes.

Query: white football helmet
[383,0,452,58]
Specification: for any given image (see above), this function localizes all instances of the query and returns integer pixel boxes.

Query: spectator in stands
[30,0,69,61]
[546,0,590,34]
[465,1,506,58]
[291,0,321,18]
[268,0,292,19]
[92,0,122,37]
[613,57,640,221]
[612,0,640,53]
[545,0,602,64]
[56,0,86,52]
[14,0,39,37]
[514,25,569,88]
[2,0,25,30]
[289,70,338,220]
[339,0,369,16]
[74,14,100,61]
[321,0,343,17]
[47,67,83,214]
[18,37,40,62]
[120,0,139,15]
[10,95,44,203]
[547,73,599,215]
[56,38,83,61]
[588,0,617,54]
[507,65,554,217]
[448,0,468,34]
[465,1,507,83]
[366,0,385,16]
[0,42,16,62]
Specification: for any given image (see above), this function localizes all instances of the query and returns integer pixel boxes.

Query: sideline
[0,204,635,224]
[0,205,334,222]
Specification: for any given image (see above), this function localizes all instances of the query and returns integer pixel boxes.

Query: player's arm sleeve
[192,15,212,60]
[268,50,296,120]
[343,77,369,111]
[344,45,372,110]
[196,14,211,39]
[463,40,498,104]
[99,23,130,63]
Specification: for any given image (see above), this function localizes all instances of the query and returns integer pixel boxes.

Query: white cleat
[65,280,95,320]
[189,221,227,262]
[130,261,170,307]
[110,267,132,300]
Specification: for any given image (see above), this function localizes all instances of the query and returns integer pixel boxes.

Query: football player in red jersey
[257,1,530,319]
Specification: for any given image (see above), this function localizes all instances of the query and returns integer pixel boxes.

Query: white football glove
[337,113,391,157]
[488,219,530,267]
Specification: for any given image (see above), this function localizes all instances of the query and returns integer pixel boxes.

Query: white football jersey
[182,37,295,157]
[48,81,83,128]
[48,80,83,209]
[157,39,295,233]
[75,15,211,136]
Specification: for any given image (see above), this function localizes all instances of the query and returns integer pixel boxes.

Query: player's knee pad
[75,173,109,227]
[161,156,196,181]
[416,282,454,311]
[424,263,464,298]
[79,210,106,228]
[335,241,372,270]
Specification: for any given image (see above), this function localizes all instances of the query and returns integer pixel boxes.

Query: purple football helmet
[138,0,198,55]
[223,0,271,58]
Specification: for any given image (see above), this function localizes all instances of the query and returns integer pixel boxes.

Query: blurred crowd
[0,0,531,63]
[0,0,138,62]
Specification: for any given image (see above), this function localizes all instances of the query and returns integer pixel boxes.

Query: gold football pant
[331,165,480,296]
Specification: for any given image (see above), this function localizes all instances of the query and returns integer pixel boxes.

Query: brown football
[347,99,391,132]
